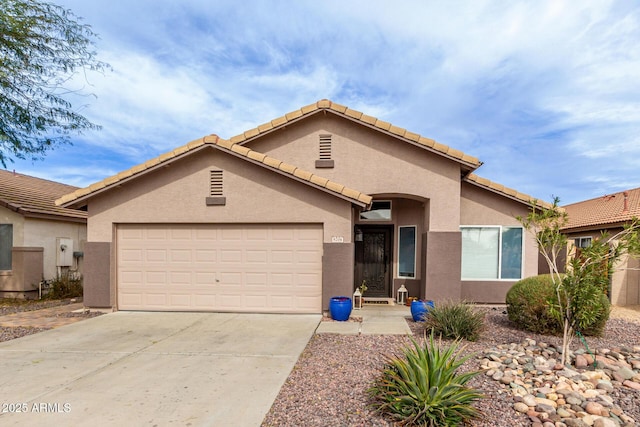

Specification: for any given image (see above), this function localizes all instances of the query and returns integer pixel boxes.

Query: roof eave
[59,143,211,209]
[23,212,87,224]
[463,178,547,209]
[562,220,630,234]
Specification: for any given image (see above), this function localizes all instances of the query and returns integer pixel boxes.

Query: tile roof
[234,99,481,169]
[57,135,372,208]
[0,170,87,221]
[562,187,640,231]
[464,173,554,210]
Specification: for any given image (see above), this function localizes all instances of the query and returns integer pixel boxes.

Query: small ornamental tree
[518,197,640,365]
[0,0,109,165]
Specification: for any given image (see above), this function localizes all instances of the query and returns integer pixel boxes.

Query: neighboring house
[57,100,549,313]
[562,188,640,306]
[0,170,87,299]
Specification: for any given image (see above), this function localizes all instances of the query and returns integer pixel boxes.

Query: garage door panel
[221,250,242,263]
[221,228,243,240]
[146,271,167,285]
[169,271,192,284]
[194,272,216,284]
[117,224,322,313]
[195,250,216,262]
[297,273,321,286]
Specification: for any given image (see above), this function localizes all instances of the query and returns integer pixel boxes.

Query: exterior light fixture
[397,284,408,305]
[353,288,363,309]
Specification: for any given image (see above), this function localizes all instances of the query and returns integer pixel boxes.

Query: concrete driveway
[0,311,320,426]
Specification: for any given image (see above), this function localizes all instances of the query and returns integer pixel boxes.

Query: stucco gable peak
[232,99,481,170]
[57,131,372,209]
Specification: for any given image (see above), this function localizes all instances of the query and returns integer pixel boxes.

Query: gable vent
[319,134,332,160]
[210,170,223,196]
[315,134,335,168]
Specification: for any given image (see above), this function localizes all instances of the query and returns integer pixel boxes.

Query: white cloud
[21,0,640,203]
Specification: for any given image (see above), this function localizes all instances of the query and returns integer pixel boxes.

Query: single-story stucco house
[562,188,640,306]
[0,170,87,298]
[57,100,549,313]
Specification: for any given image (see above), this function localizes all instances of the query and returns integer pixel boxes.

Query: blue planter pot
[411,300,435,322]
[329,296,352,321]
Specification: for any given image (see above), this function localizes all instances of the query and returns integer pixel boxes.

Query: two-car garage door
[116,224,323,313]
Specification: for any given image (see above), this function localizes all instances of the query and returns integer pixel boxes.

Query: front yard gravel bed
[262,309,640,426]
[0,298,78,316]
[0,326,50,343]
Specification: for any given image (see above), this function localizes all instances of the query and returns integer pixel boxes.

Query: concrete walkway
[316,304,413,335]
[0,303,91,328]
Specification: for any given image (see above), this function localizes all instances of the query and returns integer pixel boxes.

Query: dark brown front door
[355,226,392,297]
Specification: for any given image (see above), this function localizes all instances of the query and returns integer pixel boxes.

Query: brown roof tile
[0,170,86,221]
[465,173,553,209]
[562,187,640,230]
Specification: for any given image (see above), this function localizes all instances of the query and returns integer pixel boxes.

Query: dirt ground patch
[610,305,640,323]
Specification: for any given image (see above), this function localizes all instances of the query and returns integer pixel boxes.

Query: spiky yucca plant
[368,332,484,426]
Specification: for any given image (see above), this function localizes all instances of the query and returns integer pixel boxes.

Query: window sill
[0,270,13,276]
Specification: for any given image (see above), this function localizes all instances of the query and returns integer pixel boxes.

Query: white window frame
[360,200,392,221]
[460,225,524,281]
[574,237,592,248]
[397,225,417,279]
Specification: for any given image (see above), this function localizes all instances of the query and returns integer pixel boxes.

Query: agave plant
[368,332,484,426]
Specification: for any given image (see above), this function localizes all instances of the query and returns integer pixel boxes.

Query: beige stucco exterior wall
[611,254,640,306]
[87,148,354,243]
[23,218,86,279]
[459,182,538,302]
[244,114,462,231]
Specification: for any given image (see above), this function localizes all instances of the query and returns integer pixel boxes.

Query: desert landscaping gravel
[1,299,637,426]
[263,308,640,427]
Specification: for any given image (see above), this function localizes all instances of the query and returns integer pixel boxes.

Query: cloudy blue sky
[9,0,640,205]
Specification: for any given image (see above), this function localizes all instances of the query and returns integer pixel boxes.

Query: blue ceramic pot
[329,296,352,321]
[411,299,435,322]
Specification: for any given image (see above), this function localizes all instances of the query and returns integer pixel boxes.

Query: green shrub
[423,300,485,341]
[506,274,610,336]
[43,274,83,299]
[368,332,484,426]
[506,274,560,334]
[578,291,610,336]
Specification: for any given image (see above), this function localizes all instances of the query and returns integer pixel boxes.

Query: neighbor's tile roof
[562,187,640,231]
[0,169,87,221]
[233,99,481,168]
[56,135,372,208]
[464,173,553,209]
